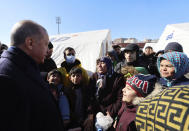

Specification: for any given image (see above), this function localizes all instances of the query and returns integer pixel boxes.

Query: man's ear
[25,37,33,50]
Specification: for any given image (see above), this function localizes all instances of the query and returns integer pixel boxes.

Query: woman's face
[122,84,137,103]
[97,61,107,75]
[160,59,175,79]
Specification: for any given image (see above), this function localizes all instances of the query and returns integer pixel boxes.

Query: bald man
[0,20,64,131]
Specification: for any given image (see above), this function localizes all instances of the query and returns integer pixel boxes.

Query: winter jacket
[39,58,57,72]
[64,83,89,128]
[87,72,125,118]
[57,59,89,87]
[58,85,70,121]
[136,84,189,131]
[116,103,137,131]
[116,82,164,131]
[114,58,147,74]
[159,76,189,87]
[0,47,64,131]
[140,53,158,75]
[83,72,124,131]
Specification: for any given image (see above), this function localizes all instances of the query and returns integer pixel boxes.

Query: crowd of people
[0,20,189,131]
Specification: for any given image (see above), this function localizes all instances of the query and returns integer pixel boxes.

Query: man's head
[164,42,183,53]
[122,74,156,103]
[112,45,121,54]
[106,50,116,62]
[10,20,49,64]
[0,44,8,51]
[0,44,8,54]
[69,67,83,85]
[155,50,164,57]
[63,47,76,64]
[124,44,139,63]
[46,42,53,59]
[47,69,62,86]
[96,56,112,75]
[144,46,153,56]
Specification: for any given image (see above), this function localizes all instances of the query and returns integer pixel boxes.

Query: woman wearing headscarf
[83,56,125,131]
[157,51,189,87]
[136,51,189,131]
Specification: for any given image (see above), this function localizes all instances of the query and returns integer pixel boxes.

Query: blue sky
[1,0,189,45]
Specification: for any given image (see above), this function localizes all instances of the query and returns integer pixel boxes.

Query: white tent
[153,22,189,56]
[50,29,112,75]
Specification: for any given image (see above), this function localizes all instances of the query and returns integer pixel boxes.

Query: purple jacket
[116,102,137,131]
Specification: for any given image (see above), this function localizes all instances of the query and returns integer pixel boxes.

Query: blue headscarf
[157,52,189,86]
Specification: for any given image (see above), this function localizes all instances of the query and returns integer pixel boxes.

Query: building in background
[112,37,158,51]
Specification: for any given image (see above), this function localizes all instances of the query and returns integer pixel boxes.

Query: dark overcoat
[87,72,125,119]
[0,47,64,131]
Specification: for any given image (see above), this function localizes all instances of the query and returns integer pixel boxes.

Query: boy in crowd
[65,67,89,130]
[47,69,70,129]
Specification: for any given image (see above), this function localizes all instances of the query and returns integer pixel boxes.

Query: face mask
[66,55,75,64]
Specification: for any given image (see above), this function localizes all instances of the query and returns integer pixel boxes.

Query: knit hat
[126,74,157,97]
[164,42,183,53]
[124,43,139,52]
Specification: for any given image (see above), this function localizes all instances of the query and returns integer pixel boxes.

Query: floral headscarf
[157,52,189,86]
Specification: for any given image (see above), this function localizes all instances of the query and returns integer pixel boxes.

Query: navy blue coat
[0,47,64,131]
[159,76,189,87]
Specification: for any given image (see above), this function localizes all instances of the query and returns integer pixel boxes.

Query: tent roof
[50,29,112,74]
[153,22,189,56]
[50,29,110,43]
[168,22,189,32]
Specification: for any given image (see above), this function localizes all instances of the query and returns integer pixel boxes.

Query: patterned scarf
[157,52,189,86]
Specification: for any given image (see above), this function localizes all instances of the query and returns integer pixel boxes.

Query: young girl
[114,74,157,131]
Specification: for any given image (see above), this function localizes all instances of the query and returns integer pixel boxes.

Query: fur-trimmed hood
[132,82,165,105]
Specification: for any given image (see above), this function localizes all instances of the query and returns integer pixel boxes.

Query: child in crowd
[114,74,157,131]
[47,69,70,129]
[65,67,89,130]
